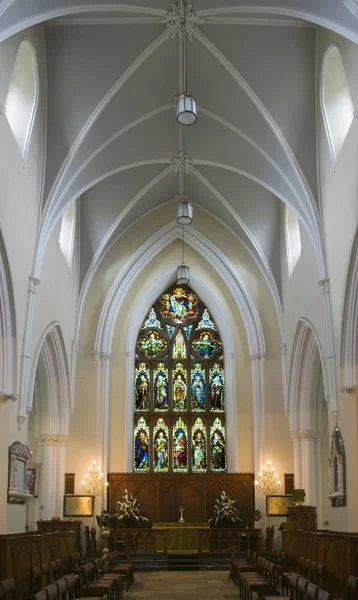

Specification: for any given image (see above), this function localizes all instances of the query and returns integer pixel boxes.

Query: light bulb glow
[92,460,96,465]
[258,472,262,477]
[254,480,258,486]
[81,480,85,486]
[267,460,271,465]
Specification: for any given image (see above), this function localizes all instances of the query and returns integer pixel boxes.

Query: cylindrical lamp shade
[177,197,193,225]
[176,92,197,126]
[177,263,190,284]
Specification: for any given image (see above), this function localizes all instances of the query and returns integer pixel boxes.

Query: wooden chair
[30,566,43,594]
[300,557,306,575]
[32,591,47,600]
[304,559,312,578]
[41,564,51,587]
[309,561,317,583]
[0,578,16,600]
[49,561,60,583]
[63,574,80,600]
[110,562,134,592]
[55,578,68,600]
[317,589,332,600]
[348,575,358,600]
[283,572,299,597]
[316,564,326,588]
[297,577,309,600]
[304,582,319,600]
[44,583,59,600]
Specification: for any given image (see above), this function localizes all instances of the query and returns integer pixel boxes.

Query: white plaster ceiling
[4,0,352,301]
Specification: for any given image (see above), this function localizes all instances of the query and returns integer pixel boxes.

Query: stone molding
[28,276,40,293]
[0,391,17,403]
[301,430,319,441]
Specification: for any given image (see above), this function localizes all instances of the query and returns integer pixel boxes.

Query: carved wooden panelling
[108,473,255,525]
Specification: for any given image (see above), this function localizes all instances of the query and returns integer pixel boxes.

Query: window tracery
[133,285,226,473]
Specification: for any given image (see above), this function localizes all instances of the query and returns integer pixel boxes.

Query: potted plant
[209,491,245,528]
[115,489,152,528]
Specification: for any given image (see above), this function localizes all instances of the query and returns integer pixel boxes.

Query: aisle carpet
[125,570,238,599]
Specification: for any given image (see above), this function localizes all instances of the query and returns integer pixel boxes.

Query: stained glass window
[133,285,226,473]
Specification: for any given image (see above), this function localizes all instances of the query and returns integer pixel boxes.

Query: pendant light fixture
[176,13,197,126]
[176,128,193,225]
[177,225,190,284]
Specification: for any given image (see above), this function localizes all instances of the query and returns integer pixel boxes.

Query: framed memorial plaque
[63,494,94,517]
[28,463,41,497]
[266,494,293,517]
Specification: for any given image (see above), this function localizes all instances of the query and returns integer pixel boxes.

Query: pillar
[291,431,303,488]
[55,435,68,518]
[36,434,57,519]
[301,430,317,506]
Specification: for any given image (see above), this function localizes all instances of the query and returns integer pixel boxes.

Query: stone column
[301,430,317,506]
[18,277,40,426]
[36,434,57,519]
[54,435,68,518]
[291,431,303,488]
[314,433,323,525]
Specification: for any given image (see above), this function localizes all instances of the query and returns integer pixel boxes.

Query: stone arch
[341,226,358,389]
[288,319,328,512]
[0,228,17,403]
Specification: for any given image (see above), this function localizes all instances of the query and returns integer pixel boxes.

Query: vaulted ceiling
[3,0,354,309]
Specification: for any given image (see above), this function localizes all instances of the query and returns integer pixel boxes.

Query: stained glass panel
[134,363,150,411]
[172,417,188,472]
[137,330,167,358]
[184,325,193,339]
[192,417,207,472]
[167,325,175,339]
[172,363,187,411]
[153,418,169,472]
[142,307,162,329]
[172,329,187,359]
[209,364,225,411]
[192,331,222,359]
[154,363,169,411]
[196,308,217,331]
[134,416,150,472]
[191,364,206,411]
[134,285,226,474]
[160,287,198,324]
[210,418,226,472]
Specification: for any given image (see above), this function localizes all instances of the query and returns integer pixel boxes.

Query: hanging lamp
[177,226,190,284]
[176,17,197,126]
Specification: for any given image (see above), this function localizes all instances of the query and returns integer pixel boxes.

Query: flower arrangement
[115,489,149,524]
[209,491,245,527]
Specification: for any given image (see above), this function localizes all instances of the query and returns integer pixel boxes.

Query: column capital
[301,429,319,441]
[0,392,18,403]
[38,433,58,444]
[290,430,302,442]
[72,338,80,352]
[250,352,266,361]
[318,278,330,295]
[28,276,40,293]
[57,434,68,444]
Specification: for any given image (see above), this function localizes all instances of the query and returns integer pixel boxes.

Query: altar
[111,525,261,554]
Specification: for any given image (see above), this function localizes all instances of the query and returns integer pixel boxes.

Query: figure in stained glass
[153,419,169,471]
[142,307,162,329]
[210,365,225,411]
[192,418,207,472]
[160,287,198,324]
[192,331,221,359]
[172,329,187,359]
[137,330,167,358]
[173,418,188,471]
[210,418,226,471]
[173,364,187,410]
[154,364,168,410]
[135,363,149,410]
[134,417,150,471]
[196,308,217,331]
[191,364,206,411]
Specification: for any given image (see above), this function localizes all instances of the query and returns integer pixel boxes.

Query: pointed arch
[288,319,328,432]
[28,322,70,435]
[341,227,358,389]
[0,229,17,400]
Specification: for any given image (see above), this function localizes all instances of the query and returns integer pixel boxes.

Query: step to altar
[128,551,231,572]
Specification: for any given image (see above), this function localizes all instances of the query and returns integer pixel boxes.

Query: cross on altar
[179,506,185,523]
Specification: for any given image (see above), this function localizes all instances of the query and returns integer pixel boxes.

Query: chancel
[1,1,358,598]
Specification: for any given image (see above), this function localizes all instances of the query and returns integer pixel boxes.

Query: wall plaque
[8,441,31,504]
